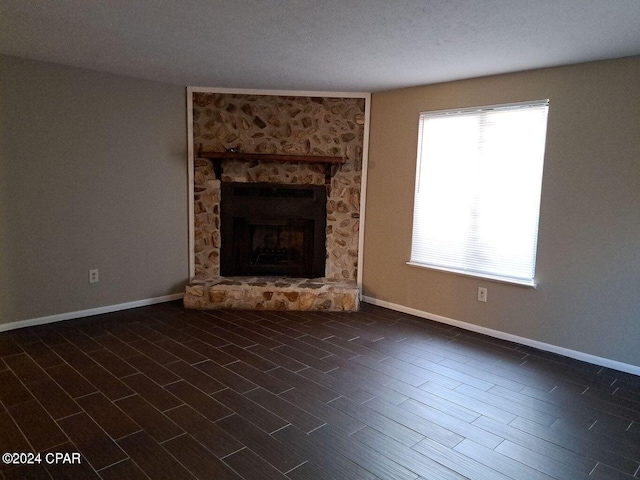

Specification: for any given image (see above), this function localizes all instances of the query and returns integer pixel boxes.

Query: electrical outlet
[477,287,487,303]
[89,269,99,284]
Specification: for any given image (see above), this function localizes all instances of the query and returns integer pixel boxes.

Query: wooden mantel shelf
[197,147,345,184]
[198,150,344,164]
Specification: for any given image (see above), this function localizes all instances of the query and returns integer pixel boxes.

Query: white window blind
[409,101,549,286]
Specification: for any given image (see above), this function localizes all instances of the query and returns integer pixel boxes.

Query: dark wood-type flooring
[1,302,639,480]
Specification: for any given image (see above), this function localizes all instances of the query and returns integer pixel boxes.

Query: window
[409,100,549,286]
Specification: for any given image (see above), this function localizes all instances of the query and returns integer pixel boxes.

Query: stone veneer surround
[192,93,365,282]
[188,92,365,311]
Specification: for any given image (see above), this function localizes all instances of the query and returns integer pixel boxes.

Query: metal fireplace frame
[220,182,327,278]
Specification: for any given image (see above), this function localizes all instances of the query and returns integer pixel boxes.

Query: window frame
[407,100,549,287]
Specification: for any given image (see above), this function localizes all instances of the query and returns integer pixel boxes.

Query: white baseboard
[0,293,184,333]
[362,296,640,377]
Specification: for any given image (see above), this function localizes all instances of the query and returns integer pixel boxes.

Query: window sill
[406,262,537,288]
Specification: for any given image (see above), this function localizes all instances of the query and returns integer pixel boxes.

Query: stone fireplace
[184,92,365,311]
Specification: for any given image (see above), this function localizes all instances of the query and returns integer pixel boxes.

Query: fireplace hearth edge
[184,276,359,312]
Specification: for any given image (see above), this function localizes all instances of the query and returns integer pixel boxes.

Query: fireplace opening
[220,183,327,278]
[232,218,313,276]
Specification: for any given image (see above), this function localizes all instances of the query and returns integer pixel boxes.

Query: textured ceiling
[2,1,640,92]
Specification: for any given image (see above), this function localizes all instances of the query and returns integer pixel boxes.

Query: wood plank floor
[0,301,639,480]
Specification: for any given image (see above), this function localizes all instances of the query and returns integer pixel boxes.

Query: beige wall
[0,56,189,324]
[363,56,640,367]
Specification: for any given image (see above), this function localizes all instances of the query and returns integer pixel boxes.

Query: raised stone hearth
[184,277,359,311]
